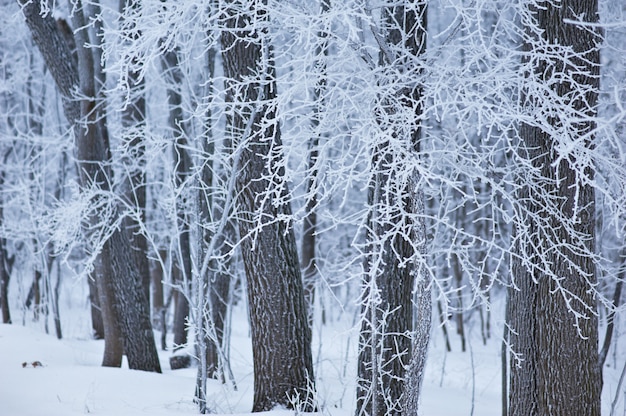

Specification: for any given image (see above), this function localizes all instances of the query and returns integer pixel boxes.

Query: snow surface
[0,301,623,416]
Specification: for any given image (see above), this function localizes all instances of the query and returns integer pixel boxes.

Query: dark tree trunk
[0,272,10,324]
[71,1,124,368]
[151,249,166,334]
[48,155,67,340]
[171,268,190,352]
[0,164,10,324]
[95,240,124,367]
[204,254,232,379]
[451,252,466,352]
[119,0,151,307]
[25,268,42,321]
[0,239,11,324]
[19,0,160,373]
[88,270,105,339]
[508,2,602,415]
[196,42,238,411]
[160,46,192,357]
[51,259,62,339]
[220,1,316,411]
[356,3,429,416]
[301,0,330,327]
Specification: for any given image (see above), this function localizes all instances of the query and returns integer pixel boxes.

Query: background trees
[3,0,626,414]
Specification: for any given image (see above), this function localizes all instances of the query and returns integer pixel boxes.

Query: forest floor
[0,289,624,415]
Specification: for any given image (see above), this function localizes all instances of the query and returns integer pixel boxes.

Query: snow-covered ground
[0,296,624,415]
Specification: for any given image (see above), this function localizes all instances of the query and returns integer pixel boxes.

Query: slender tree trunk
[356,3,429,416]
[78,1,108,344]
[25,270,42,321]
[196,40,238,411]
[159,46,192,359]
[0,153,11,324]
[95,241,124,367]
[508,2,601,414]
[88,270,105,339]
[599,249,625,370]
[451,252,466,352]
[151,249,166,332]
[436,297,451,352]
[119,0,151,307]
[51,256,62,339]
[220,1,316,411]
[47,154,66,340]
[301,0,330,326]
[0,254,10,324]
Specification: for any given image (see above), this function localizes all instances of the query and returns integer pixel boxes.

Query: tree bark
[119,0,151,308]
[301,0,330,327]
[196,40,238,411]
[599,265,623,369]
[508,1,602,414]
[87,266,105,339]
[220,1,316,411]
[151,249,166,335]
[0,167,11,324]
[19,0,160,372]
[71,1,126,368]
[0,241,11,324]
[356,3,429,416]
[159,46,193,359]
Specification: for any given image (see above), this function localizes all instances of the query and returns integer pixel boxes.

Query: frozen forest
[1,0,626,415]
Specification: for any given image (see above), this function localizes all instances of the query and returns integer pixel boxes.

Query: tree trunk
[119,0,151,307]
[0,165,10,324]
[196,40,238,411]
[508,2,602,414]
[220,1,316,411]
[151,249,166,333]
[0,239,10,324]
[301,0,330,327]
[356,3,429,416]
[71,1,124,368]
[160,46,192,358]
[95,240,124,367]
[171,267,190,352]
[88,271,105,339]
[19,0,160,373]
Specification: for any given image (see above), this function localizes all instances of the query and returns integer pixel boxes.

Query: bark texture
[87,271,105,339]
[509,1,602,415]
[356,3,428,416]
[119,0,151,307]
[220,1,315,411]
[70,2,124,368]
